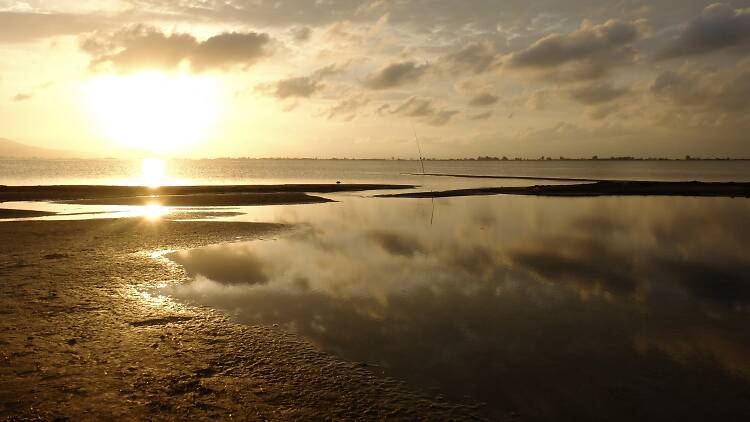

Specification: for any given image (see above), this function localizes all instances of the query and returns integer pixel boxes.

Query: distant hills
[0,138,80,159]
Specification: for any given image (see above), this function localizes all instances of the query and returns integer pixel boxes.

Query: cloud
[659,3,750,59]
[126,0,698,39]
[258,63,347,100]
[506,19,646,81]
[145,0,365,27]
[368,230,425,257]
[508,19,641,67]
[167,246,269,286]
[311,62,349,79]
[81,26,196,72]
[525,89,557,110]
[392,96,438,117]
[568,81,629,105]
[269,77,324,99]
[430,110,461,126]
[388,96,459,126]
[291,26,313,42]
[325,95,370,121]
[510,237,638,295]
[190,32,271,71]
[80,25,271,73]
[587,103,622,120]
[468,92,499,106]
[636,331,750,380]
[364,61,430,90]
[6,0,750,158]
[651,64,750,113]
[441,41,500,75]
[11,93,32,102]
[0,11,108,43]
[8,81,54,103]
[468,111,493,120]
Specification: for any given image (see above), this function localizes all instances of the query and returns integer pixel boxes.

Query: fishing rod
[411,122,434,225]
[412,123,426,175]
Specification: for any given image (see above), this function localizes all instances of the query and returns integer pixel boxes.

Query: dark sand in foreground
[0,217,485,420]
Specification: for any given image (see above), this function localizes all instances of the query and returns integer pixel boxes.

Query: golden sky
[0,0,748,158]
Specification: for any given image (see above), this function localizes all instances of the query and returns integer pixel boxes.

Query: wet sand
[65,192,334,206]
[0,184,415,207]
[0,184,414,203]
[0,209,56,218]
[378,181,750,198]
[0,217,485,420]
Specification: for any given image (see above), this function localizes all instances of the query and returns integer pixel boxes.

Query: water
[1,158,749,186]
[160,194,750,421]
[4,158,750,419]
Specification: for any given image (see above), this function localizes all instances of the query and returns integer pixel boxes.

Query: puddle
[159,194,750,420]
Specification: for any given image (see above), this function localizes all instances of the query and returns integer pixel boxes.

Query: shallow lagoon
[160,194,750,420]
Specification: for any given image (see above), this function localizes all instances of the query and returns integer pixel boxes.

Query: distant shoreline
[2,157,749,162]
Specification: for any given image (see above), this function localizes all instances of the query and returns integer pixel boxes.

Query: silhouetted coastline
[379,181,750,198]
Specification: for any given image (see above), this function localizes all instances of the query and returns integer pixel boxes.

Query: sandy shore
[0,184,414,203]
[379,181,750,198]
[0,184,415,207]
[0,217,487,420]
[65,192,334,206]
[0,209,56,218]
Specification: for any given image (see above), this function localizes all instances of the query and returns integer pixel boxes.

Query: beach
[3,0,750,417]
[2,172,750,421]
[0,216,485,420]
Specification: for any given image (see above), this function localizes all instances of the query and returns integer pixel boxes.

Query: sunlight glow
[84,72,224,153]
[140,158,167,187]
[141,202,168,220]
[138,291,169,306]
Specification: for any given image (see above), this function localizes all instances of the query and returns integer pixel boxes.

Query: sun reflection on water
[140,158,167,187]
[139,290,168,305]
[141,202,168,220]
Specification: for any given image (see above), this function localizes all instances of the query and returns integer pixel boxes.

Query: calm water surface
[160,195,750,421]
[1,158,749,185]
[4,158,749,419]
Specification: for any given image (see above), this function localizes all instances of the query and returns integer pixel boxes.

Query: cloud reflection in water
[161,196,750,421]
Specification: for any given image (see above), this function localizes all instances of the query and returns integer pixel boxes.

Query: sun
[84,71,224,153]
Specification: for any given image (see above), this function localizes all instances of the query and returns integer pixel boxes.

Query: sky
[0,0,748,158]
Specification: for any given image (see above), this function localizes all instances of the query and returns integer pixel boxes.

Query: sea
[1,158,749,186]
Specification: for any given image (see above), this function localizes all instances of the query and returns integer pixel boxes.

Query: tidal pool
[161,195,750,421]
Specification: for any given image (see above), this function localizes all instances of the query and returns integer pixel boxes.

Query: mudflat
[0,218,483,420]
[65,192,335,206]
[378,181,750,198]
[0,184,416,207]
[0,209,56,218]
[0,184,414,202]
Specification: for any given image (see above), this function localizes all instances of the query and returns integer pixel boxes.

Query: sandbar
[378,181,750,198]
